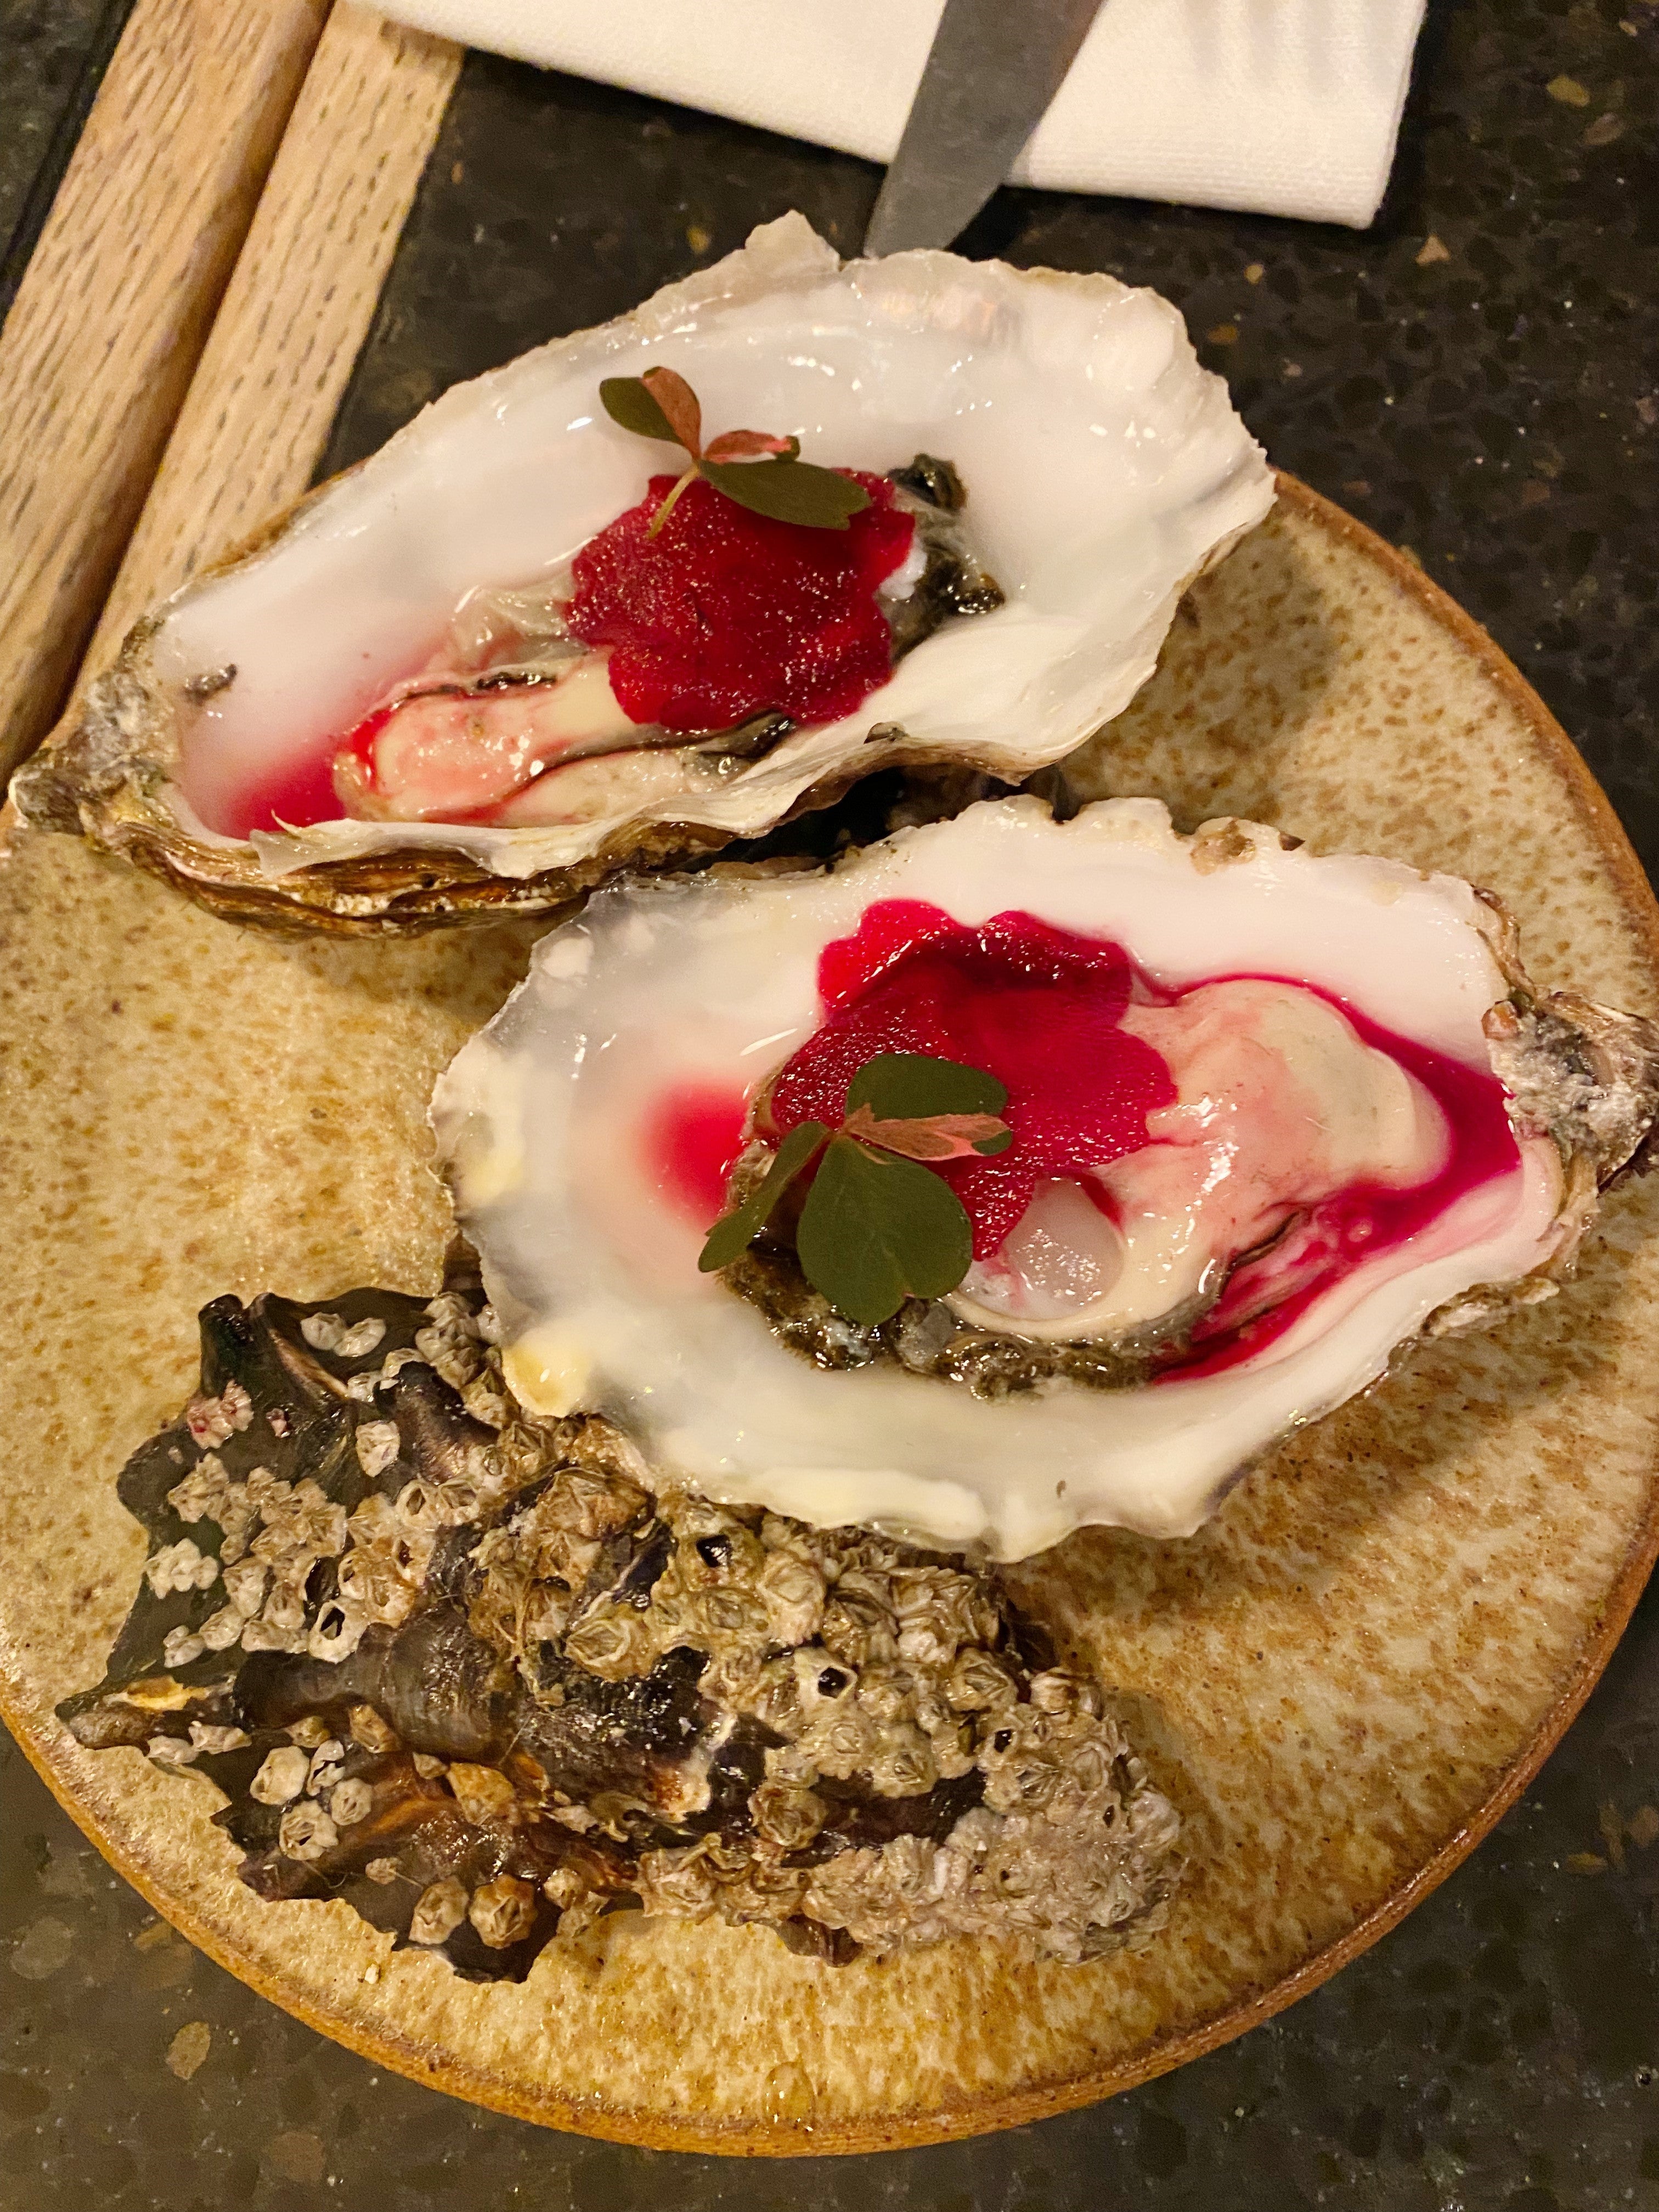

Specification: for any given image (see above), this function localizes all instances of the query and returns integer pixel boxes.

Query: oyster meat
[433,796,1659,1558]
[324,450,1005,831]
[60,1259,1181,1979]
[12,214,1272,933]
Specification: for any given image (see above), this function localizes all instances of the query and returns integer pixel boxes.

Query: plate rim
[5,472,1658,2157]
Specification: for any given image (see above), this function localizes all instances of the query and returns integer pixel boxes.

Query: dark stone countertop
[4,3,1658,2206]
[0,0,131,319]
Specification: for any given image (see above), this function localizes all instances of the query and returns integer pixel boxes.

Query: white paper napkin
[376,0,1427,229]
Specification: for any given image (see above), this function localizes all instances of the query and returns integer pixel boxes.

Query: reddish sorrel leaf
[599,369,872,535]
[639,365,702,456]
[702,428,797,462]
[842,1104,1013,1162]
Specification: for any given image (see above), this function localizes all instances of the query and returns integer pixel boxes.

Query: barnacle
[59,1249,1180,1982]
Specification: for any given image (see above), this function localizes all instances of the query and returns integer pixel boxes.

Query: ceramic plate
[3,479,1656,2152]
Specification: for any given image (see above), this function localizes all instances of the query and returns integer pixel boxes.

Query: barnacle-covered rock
[59,1254,1180,1981]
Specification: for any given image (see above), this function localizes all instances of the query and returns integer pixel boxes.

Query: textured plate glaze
[1,480,1656,2154]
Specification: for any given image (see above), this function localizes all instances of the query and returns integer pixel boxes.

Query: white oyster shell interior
[152,213,1273,879]
[432,798,1567,1559]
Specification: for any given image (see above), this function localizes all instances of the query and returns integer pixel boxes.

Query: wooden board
[0,0,331,778]
[86,5,460,665]
[0,2,458,780]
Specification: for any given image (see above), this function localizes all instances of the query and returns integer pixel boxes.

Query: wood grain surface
[85,5,460,669]
[0,0,331,782]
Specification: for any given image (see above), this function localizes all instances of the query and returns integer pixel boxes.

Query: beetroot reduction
[759,901,1520,1371]
[765,901,1178,1260]
[566,470,913,732]
[225,704,393,839]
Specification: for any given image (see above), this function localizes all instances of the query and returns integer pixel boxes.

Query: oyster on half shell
[432,797,1659,1560]
[10,215,1272,933]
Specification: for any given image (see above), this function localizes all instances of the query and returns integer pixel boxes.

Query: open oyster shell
[59,1258,1181,1979]
[10,213,1272,934]
[433,796,1659,1559]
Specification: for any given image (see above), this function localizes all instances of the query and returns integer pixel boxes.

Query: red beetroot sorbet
[764,900,1178,1259]
[566,470,914,732]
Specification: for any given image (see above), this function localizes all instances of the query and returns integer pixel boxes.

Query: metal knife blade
[864,0,1107,256]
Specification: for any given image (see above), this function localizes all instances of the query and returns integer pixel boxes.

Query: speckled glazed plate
[3,480,1657,2154]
